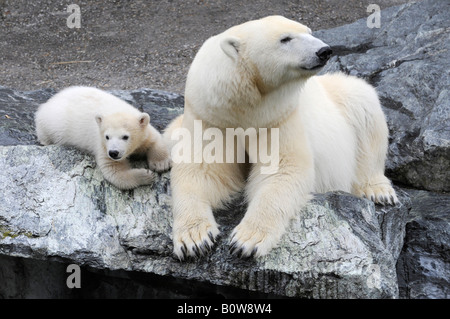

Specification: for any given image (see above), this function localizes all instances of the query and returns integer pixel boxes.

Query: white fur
[35,86,171,189]
[166,16,398,260]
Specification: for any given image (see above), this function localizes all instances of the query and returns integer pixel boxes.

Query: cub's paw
[229,219,281,258]
[134,168,156,186]
[173,218,219,261]
[148,157,172,172]
[355,182,399,206]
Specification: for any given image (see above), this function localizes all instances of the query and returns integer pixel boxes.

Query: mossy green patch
[0,226,34,239]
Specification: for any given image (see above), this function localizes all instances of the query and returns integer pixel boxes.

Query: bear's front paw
[134,168,156,186]
[355,182,399,206]
[229,220,281,258]
[148,157,172,173]
[173,218,219,261]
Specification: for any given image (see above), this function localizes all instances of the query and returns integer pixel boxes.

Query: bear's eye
[122,135,129,141]
[280,36,293,44]
[105,135,110,140]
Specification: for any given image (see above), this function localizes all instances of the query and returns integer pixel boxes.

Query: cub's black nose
[316,46,333,62]
[109,150,119,159]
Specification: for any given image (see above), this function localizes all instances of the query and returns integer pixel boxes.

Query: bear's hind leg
[350,105,399,205]
[329,75,399,206]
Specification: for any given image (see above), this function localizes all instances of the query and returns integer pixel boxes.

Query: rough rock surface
[396,190,449,299]
[0,145,409,298]
[0,0,449,299]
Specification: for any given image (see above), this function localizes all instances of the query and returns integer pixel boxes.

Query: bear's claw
[228,220,279,259]
[174,228,218,261]
[229,240,258,258]
[356,181,399,206]
[228,240,239,255]
[149,157,172,172]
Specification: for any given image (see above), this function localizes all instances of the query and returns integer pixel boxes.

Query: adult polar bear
[167,16,398,260]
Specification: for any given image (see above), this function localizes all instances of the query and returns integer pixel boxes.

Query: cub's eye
[122,135,129,141]
[280,36,293,43]
[105,135,110,140]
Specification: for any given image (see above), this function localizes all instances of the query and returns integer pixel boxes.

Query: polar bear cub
[167,16,398,260]
[35,86,171,189]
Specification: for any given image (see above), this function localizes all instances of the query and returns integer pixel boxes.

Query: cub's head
[95,112,150,161]
[220,15,332,91]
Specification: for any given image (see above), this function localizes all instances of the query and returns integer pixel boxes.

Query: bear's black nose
[316,46,333,62]
[109,150,120,159]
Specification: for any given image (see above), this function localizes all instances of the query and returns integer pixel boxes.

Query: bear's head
[95,112,150,161]
[185,16,332,128]
[220,15,331,92]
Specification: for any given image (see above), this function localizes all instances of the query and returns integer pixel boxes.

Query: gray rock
[396,189,450,299]
[0,145,409,298]
[317,0,450,192]
[0,255,79,299]
[0,254,266,298]
[0,86,55,146]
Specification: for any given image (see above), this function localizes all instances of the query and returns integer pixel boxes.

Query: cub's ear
[95,115,103,126]
[139,113,150,127]
[220,36,240,61]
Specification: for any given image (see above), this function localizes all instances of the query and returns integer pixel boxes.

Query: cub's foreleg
[96,154,155,190]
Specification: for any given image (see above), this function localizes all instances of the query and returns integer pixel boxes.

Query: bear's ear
[139,113,150,127]
[220,36,240,61]
[95,115,103,126]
